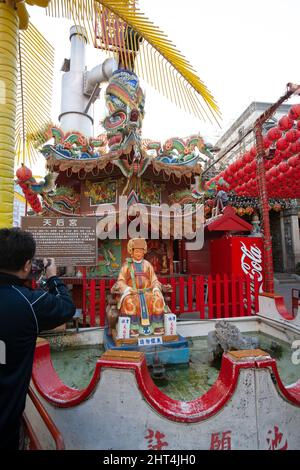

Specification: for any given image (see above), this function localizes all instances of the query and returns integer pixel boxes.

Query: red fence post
[170,277,177,314]
[99,279,106,327]
[231,274,237,317]
[223,274,229,318]
[254,276,260,314]
[196,276,205,319]
[82,279,87,327]
[215,274,221,318]
[238,277,244,316]
[89,280,96,327]
[246,276,252,316]
[179,276,185,315]
[208,275,214,319]
[187,276,193,312]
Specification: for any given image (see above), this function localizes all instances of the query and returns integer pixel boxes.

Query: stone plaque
[21,217,97,266]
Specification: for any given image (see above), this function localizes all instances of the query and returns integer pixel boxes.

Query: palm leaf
[47,0,220,123]
[16,22,54,165]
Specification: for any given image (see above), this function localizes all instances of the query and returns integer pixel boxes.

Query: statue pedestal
[104,328,189,366]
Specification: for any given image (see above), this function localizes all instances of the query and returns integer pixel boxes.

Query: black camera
[31,259,51,279]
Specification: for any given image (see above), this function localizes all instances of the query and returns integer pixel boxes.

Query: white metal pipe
[59,27,118,137]
[69,25,87,72]
[60,26,91,135]
[85,58,118,92]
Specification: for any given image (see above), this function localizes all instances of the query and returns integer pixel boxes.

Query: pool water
[50,332,300,400]
[51,346,104,389]
[152,333,300,400]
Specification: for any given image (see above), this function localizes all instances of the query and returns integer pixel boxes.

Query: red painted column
[255,126,274,293]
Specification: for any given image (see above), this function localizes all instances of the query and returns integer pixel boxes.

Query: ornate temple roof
[41,128,207,179]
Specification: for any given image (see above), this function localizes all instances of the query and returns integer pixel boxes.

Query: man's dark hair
[0,228,36,272]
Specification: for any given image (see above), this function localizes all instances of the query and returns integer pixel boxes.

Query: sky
[27,0,300,174]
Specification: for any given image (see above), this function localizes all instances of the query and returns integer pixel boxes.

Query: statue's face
[132,248,144,262]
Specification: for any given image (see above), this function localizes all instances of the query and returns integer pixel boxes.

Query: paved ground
[274,276,300,315]
[275,280,300,313]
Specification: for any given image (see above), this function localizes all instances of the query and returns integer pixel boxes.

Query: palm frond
[47,0,220,123]
[16,22,54,165]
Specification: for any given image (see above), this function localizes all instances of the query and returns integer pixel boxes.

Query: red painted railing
[22,386,65,450]
[82,274,260,327]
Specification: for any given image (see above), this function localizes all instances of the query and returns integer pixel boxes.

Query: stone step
[274,272,293,279]
[275,278,300,283]
[274,273,300,283]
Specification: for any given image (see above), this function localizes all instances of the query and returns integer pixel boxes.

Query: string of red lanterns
[207,103,300,199]
[15,165,42,213]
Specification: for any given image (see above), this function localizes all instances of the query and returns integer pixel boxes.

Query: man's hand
[44,258,57,279]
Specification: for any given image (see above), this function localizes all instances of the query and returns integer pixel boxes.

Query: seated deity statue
[115,238,166,337]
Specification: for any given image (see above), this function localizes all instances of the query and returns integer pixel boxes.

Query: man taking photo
[0,228,76,450]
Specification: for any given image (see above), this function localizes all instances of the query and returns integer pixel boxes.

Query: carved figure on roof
[40,126,108,161]
[156,135,209,166]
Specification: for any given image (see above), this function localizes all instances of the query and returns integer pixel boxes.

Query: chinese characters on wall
[21,217,98,266]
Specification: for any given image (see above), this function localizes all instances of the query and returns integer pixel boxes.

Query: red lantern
[280,149,293,160]
[230,162,237,173]
[289,142,299,154]
[16,164,32,183]
[279,161,289,173]
[236,159,243,170]
[289,104,300,121]
[249,160,257,172]
[287,155,299,167]
[20,187,29,196]
[273,149,282,158]
[278,115,294,131]
[285,129,300,143]
[267,127,282,141]
[265,160,272,170]
[35,202,42,212]
[27,196,36,205]
[276,138,289,151]
[246,162,254,174]
[250,147,257,157]
[277,172,285,181]
[272,155,281,165]
[235,170,242,180]
[270,177,278,186]
[243,151,252,163]
[263,136,271,149]
[285,167,294,178]
[269,167,279,177]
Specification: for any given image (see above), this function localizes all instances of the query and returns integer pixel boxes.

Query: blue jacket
[0,272,76,449]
